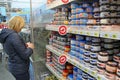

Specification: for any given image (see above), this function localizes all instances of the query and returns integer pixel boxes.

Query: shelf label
[84,68,88,73]
[104,34,108,38]
[59,25,67,35]
[112,34,117,39]
[86,32,90,36]
[80,31,83,34]
[61,0,69,4]
[74,30,77,34]
[58,55,67,65]
[69,29,72,33]
[94,32,99,37]
[97,76,102,80]
[91,71,96,76]
[72,62,76,66]
[78,65,82,69]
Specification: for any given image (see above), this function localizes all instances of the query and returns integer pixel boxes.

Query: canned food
[100,4,110,11]
[100,12,110,18]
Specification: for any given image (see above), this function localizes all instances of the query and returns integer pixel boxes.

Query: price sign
[61,0,69,4]
[58,55,67,65]
[59,25,67,35]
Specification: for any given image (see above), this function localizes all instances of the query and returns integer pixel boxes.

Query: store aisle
[0,62,15,80]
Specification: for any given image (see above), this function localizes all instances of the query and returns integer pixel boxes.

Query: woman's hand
[26,42,34,49]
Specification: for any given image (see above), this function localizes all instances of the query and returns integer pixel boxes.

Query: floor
[0,60,15,80]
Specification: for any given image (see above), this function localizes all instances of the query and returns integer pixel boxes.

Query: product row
[52,0,120,25]
[48,31,120,80]
[46,50,96,80]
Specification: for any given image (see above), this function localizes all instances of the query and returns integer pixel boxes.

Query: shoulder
[7,32,20,42]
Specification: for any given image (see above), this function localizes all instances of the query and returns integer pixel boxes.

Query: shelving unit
[46,0,120,80]
[46,45,108,80]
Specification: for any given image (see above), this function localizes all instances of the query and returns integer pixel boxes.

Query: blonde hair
[8,16,25,32]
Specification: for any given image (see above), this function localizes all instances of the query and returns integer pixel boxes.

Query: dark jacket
[0,28,33,74]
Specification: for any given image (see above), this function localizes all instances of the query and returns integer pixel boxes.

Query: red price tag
[58,25,67,35]
[58,55,67,65]
[61,0,69,4]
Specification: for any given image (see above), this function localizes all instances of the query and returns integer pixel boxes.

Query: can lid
[98,59,107,63]
[97,66,105,69]
[99,52,108,56]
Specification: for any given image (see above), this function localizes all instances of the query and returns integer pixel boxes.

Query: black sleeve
[11,33,33,60]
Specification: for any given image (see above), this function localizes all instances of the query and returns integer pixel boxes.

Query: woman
[0,16,34,80]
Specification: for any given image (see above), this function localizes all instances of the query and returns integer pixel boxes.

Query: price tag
[112,34,117,39]
[73,62,76,66]
[80,31,83,34]
[84,69,88,73]
[91,71,96,76]
[94,32,99,37]
[86,32,90,36]
[69,29,72,33]
[74,31,77,34]
[97,76,102,80]
[79,65,82,69]
[104,34,108,38]
[68,59,71,63]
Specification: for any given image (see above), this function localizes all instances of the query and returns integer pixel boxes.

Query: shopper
[0,16,34,80]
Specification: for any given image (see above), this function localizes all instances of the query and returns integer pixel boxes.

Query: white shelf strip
[46,25,100,37]
[46,25,58,31]
[100,31,120,40]
[46,45,108,80]
[46,25,120,40]
[47,0,75,9]
[46,63,63,80]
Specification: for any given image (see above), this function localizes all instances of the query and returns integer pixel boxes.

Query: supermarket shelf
[46,45,63,56]
[100,31,120,40]
[46,63,64,80]
[46,45,108,80]
[46,25,120,40]
[46,25,100,37]
[47,0,75,9]
[67,55,108,80]
[68,27,100,37]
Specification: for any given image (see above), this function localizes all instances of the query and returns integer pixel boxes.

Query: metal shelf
[46,0,75,9]
[46,25,100,37]
[46,25,59,32]
[46,25,120,40]
[46,63,65,80]
[46,45,108,80]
